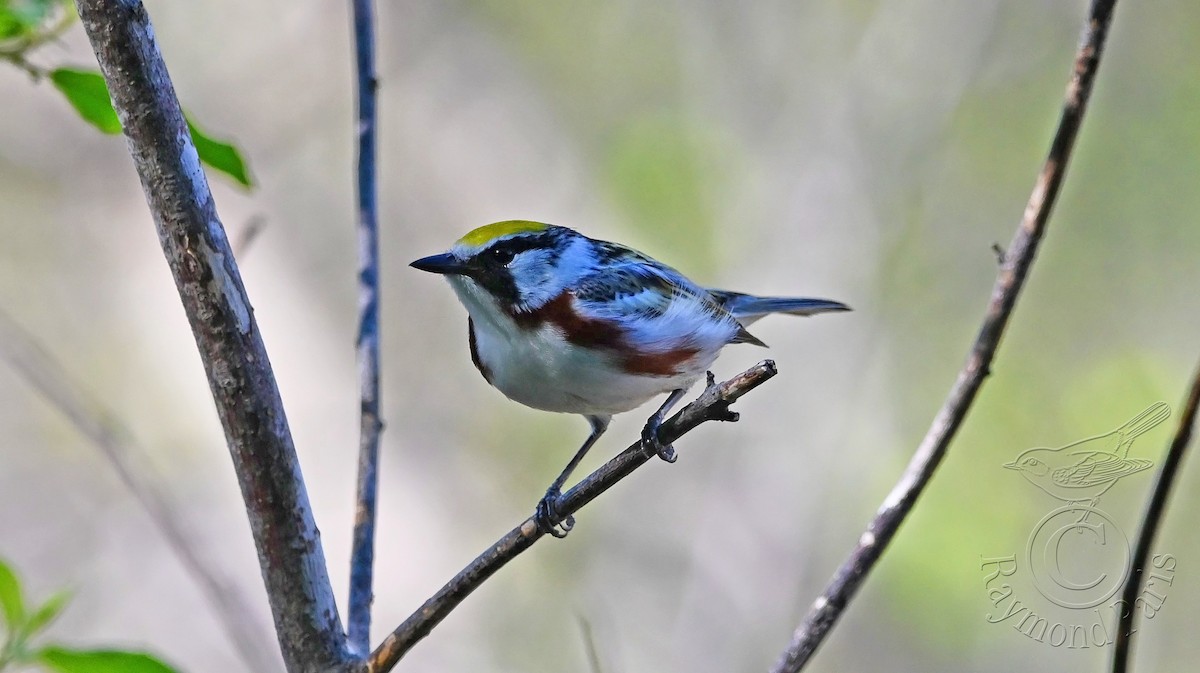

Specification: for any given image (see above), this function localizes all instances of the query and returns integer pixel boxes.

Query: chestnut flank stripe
[513,292,696,376]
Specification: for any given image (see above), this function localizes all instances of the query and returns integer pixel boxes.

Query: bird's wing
[572,261,730,321]
[571,261,749,349]
[1054,452,1154,486]
[572,262,680,318]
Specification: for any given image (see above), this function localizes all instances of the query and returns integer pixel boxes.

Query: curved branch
[348,0,383,657]
[366,361,778,673]
[0,309,280,673]
[1111,360,1200,673]
[71,1,350,670]
[769,1,1119,671]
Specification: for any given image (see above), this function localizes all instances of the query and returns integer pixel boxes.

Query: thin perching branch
[1111,359,1200,673]
[348,0,383,657]
[769,1,1119,671]
[0,309,280,673]
[366,362,778,673]
[71,1,351,670]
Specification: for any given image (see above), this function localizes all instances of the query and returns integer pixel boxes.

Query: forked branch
[72,1,351,670]
[367,361,778,672]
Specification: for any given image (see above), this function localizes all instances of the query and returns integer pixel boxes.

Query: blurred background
[2,0,1198,671]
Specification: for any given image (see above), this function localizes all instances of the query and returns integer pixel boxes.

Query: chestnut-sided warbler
[412,221,848,536]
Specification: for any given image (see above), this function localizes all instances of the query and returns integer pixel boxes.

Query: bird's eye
[488,246,516,266]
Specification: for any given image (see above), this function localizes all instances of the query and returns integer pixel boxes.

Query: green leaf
[186,116,252,188]
[0,558,25,630]
[45,67,253,188]
[49,68,121,134]
[37,647,181,673]
[21,590,70,637]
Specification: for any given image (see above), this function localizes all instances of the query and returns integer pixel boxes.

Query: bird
[411,220,849,536]
[1004,401,1170,505]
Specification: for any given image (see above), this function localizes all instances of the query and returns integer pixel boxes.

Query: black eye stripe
[474,269,520,306]
[483,235,548,260]
[466,228,568,308]
[462,237,543,307]
[488,247,515,264]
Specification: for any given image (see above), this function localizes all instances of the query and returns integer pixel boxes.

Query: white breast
[450,278,713,416]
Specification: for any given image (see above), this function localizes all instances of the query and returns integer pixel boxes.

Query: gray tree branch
[71,1,351,670]
[367,362,777,672]
[769,1,1120,670]
[58,1,1136,671]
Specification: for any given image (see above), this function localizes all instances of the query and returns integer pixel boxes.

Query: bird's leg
[535,415,610,538]
[642,388,686,463]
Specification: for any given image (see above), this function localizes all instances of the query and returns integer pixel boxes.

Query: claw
[534,489,574,538]
[641,388,685,463]
[641,417,677,463]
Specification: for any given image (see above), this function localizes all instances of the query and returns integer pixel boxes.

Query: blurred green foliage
[466,0,736,273]
[602,113,735,275]
[1,2,1196,671]
[877,354,1177,651]
[0,558,181,673]
[0,0,64,43]
[38,648,179,673]
[1,2,252,187]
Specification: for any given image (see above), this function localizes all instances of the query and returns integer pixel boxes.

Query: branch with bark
[65,0,1145,671]
[769,1,1120,670]
[1111,360,1200,673]
[367,362,776,672]
[0,309,280,673]
[71,1,352,670]
[348,0,383,658]
[69,4,777,672]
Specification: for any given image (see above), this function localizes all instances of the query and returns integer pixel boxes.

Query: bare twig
[578,615,607,673]
[0,3,76,66]
[0,51,46,80]
[990,242,1006,265]
[231,214,267,258]
[769,2,1119,671]
[71,1,351,670]
[347,0,383,657]
[0,309,281,673]
[1111,360,1200,673]
[366,361,778,672]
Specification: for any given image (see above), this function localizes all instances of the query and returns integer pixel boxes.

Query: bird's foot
[641,416,676,463]
[534,488,574,538]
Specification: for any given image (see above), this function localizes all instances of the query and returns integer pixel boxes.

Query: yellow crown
[456,220,549,248]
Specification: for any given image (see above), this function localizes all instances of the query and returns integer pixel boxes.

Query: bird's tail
[712,290,851,325]
[1117,401,1171,443]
